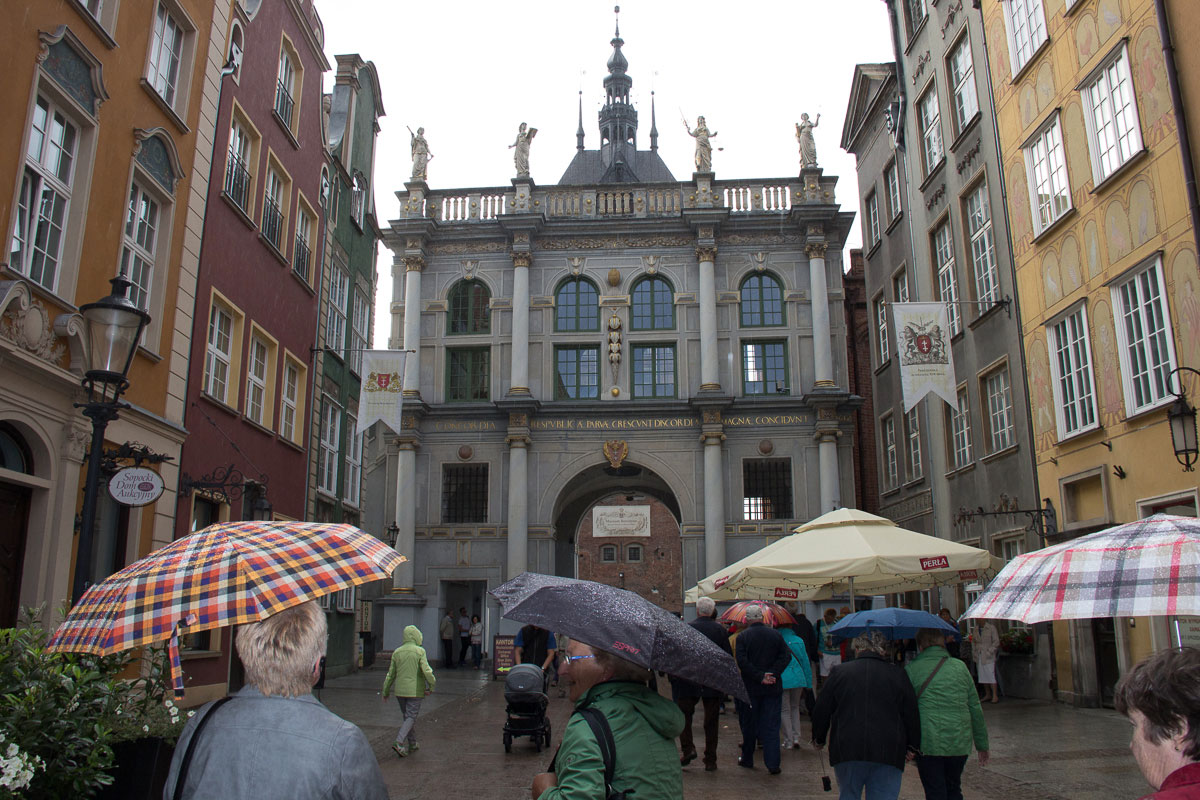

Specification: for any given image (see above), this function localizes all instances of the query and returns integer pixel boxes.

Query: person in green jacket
[905,628,990,800]
[381,624,436,757]
[531,637,685,799]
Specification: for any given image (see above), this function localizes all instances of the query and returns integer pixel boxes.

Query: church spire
[577,90,585,151]
[650,91,658,151]
[599,4,637,169]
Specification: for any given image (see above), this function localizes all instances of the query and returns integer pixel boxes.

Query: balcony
[261,197,283,250]
[274,81,294,128]
[223,152,250,212]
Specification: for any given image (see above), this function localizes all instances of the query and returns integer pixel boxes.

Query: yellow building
[980,0,1199,705]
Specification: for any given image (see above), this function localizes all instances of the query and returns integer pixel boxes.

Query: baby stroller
[503,663,552,752]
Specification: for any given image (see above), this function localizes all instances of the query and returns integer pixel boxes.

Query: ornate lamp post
[1168,367,1200,472]
[385,522,399,548]
[73,272,150,603]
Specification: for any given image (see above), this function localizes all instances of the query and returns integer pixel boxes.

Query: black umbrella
[490,572,748,702]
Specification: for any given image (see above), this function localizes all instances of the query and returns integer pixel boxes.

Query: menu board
[491,634,517,680]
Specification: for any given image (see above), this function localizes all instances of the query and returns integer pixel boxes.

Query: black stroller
[502,663,552,752]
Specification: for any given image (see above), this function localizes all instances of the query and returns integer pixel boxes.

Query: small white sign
[1178,616,1200,648]
[108,467,165,507]
[592,505,650,537]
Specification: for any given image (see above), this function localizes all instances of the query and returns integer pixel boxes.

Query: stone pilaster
[401,249,424,399]
[806,236,835,389]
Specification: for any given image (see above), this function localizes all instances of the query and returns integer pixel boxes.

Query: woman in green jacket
[381,625,436,757]
[905,628,990,800]
[531,638,685,799]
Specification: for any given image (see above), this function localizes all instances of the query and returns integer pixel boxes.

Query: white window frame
[1048,306,1099,439]
[885,161,901,221]
[351,174,366,228]
[866,191,880,248]
[1024,113,1072,234]
[281,360,299,442]
[882,414,898,490]
[147,2,185,107]
[1111,257,1177,415]
[1081,44,1143,185]
[918,86,944,176]
[120,180,160,311]
[906,0,927,37]
[984,367,1016,453]
[317,398,341,495]
[966,182,1000,306]
[950,387,973,469]
[875,296,890,364]
[334,585,355,613]
[263,166,285,249]
[326,264,349,359]
[350,289,369,375]
[933,221,961,336]
[948,35,979,134]
[1002,0,1048,76]
[246,334,268,425]
[204,304,233,402]
[345,414,361,507]
[10,95,79,294]
[894,269,910,304]
[905,407,923,481]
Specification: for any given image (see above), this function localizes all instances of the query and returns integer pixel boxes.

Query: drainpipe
[1154,0,1200,272]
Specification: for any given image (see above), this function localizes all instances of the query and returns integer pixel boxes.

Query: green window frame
[446,346,490,401]
[739,273,785,327]
[447,279,491,335]
[630,276,675,330]
[555,277,600,332]
[554,345,600,400]
[742,340,788,395]
[632,344,676,398]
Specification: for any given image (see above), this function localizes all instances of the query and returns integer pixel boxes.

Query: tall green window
[555,346,600,399]
[447,279,490,334]
[631,276,674,330]
[555,278,600,331]
[742,340,788,395]
[632,344,676,398]
[446,347,490,401]
[740,274,784,327]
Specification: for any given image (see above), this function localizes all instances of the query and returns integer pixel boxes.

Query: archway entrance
[551,462,683,614]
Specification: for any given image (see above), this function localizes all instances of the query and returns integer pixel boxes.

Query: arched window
[447,280,491,335]
[630,276,674,330]
[0,423,33,474]
[740,273,785,327]
[555,277,600,331]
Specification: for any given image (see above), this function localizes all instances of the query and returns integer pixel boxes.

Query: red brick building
[576,493,683,614]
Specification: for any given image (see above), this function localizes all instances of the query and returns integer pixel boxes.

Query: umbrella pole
[848,576,856,611]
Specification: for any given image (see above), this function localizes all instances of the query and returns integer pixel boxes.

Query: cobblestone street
[318,664,1150,800]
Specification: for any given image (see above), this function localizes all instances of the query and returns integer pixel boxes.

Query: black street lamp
[1168,367,1200,472]
[385,522,399,548]
[73,272,150,603]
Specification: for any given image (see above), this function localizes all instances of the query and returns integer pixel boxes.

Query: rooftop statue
[684,115,717,173]
[409,126,432,181]
[509,122,537,178]
[796,113,821,168]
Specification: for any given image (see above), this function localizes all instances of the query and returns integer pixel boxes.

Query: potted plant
[999,628,1035,656]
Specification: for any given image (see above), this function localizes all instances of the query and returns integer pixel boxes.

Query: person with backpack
[531,637,684,799]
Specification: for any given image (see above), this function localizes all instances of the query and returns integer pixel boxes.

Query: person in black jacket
[812,630,921,799]
[672,596,733,771]
[791,606,820,713]
[735,603,793,774]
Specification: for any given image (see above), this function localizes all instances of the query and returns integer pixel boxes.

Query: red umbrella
[719,600,796,628]
[48,521,404,696]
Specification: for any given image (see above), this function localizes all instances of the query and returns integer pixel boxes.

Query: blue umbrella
[828,608,960,641]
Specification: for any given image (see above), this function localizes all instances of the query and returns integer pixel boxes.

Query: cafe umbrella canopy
[686,507,1004,603]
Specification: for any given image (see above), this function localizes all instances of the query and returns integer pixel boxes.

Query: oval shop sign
[108,467,165,507]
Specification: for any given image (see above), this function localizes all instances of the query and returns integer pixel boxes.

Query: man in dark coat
[791,606,819,713]
[812,630,921,798]
[673,596,733,771]
[735,603,792,774]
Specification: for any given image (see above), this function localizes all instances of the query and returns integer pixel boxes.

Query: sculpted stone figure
[684,115,717,172]
[509,122,537,177]
[796,113,821,168]
[409,126,431,181]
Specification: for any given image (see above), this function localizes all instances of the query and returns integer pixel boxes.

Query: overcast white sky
[319,1,895,345]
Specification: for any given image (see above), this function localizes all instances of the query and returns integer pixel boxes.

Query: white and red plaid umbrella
[962,514,1200,624]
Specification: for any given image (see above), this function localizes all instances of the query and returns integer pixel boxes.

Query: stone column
[401,253,424,400]
[392,438,417,591]
[505,413,532,578]
[700,410,726,577]
[509,251,532,396]
[807,241,835,388]
[816,428,841,514]
[696,244,720,391]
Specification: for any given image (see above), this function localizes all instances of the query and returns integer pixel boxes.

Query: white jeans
[780,688,804,744]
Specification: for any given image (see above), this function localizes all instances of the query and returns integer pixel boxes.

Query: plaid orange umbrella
[719,600,796,628]
[47,521,405,696]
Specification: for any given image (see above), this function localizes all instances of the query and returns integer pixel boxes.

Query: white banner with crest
[892,302,957,412]
[357,351,407,435]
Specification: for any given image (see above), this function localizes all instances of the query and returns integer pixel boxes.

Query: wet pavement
[319,662,1150,800]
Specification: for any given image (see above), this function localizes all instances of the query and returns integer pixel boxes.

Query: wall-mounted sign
[108,467,165,507]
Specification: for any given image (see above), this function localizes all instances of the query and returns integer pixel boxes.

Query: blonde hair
[236,601,327,697]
